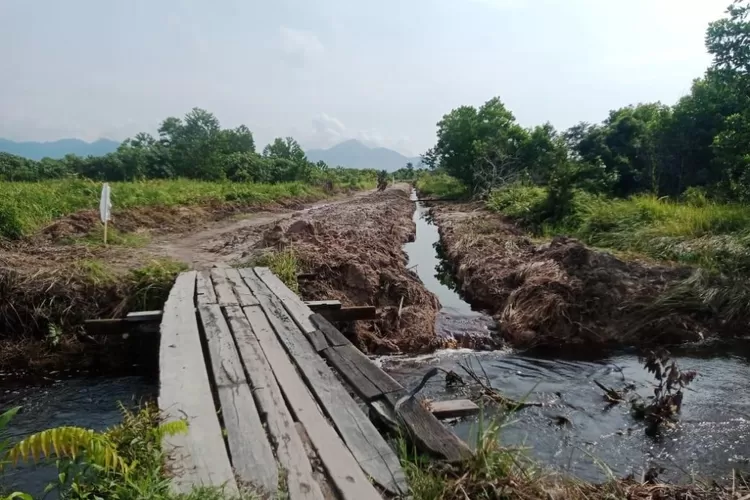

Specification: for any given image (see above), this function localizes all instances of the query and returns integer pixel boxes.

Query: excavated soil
[215,186,442,354]
[431,203,715,348]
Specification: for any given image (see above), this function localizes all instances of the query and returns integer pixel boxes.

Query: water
[0,376,156,496]
[393,193,750,482]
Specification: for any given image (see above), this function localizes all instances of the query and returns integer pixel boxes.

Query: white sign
[99,183,111,223]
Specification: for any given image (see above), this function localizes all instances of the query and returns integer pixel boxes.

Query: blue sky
[0,0,728,155]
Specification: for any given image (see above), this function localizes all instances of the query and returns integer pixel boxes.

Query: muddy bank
[430,203,721,348]
[0,190,363,371]
[240,186,442,353]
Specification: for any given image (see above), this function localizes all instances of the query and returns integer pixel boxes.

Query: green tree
[262,137,306,163]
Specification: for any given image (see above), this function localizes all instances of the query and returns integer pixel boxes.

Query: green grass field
[0,178,372,240]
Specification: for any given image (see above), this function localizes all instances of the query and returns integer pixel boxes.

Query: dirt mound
[433,205,702,348]
[251,187,441,353]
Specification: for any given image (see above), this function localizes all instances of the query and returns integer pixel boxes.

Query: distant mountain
[306,139,421,172]
[0,138,121,160]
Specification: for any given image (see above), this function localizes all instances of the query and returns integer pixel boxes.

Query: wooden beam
[198,304,278,495]
[242,269,408,497]
[158,272,238,494]
[320,306,378,322]
[387,391,473,463]
[304,300,342,311]
[225,306,325,500]
[428,400,480,419]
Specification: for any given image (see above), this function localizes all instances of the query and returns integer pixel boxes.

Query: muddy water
[0,376,155,496]
[392,193,750,483]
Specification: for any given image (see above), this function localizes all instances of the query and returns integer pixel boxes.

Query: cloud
[279,26,324,66]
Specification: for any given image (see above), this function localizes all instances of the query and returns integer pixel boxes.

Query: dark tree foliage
[426,1,750,201]
[0,108,362,185]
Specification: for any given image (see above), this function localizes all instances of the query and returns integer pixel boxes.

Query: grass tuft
[247,249,300,293]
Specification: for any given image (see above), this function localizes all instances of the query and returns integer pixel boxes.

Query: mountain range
[0,137,419,172]
[0,138,120,160]
[306,139,421,172]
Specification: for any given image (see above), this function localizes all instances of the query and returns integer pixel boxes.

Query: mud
[218,185,443,353]
[431,203,716,348]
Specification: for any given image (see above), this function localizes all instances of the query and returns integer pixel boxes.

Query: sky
[0,0,729,156]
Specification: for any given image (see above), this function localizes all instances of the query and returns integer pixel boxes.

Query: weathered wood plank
[242,268,408,496]
[321,346,381,401]
[323,344,403,402]
[225,306,324,500]
[304,300,342,311]
[224,268,259,306]
[240,304,384,500]
[158,272,237,494]
[310,313,349,347]
[198,304,277,495]
[245,268,328,351]
[429,399,480,419]
[321,306,379,322]
[125,310,163,322]
[210,268,238,306]
[388,391,473,463]
[254,267,316,334]
[196,270,217,305]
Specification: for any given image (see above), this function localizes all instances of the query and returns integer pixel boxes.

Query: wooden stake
[103,221,108,245]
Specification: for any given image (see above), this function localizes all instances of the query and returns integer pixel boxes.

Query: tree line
[0,108,374,185]
[424,1,750,203]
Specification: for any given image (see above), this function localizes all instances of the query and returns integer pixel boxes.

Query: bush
[486,184,547,224]
[415,174,469,199]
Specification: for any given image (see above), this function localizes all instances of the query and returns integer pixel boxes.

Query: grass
[0,177,374,240]
[245,248,300,293]
[487,183,750,275]
[415,173,470,199]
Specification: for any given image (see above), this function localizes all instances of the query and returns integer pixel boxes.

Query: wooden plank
[387,391,473,463]
[242,269,408,496]
[210,268,238,306]
[310,313,349,347]
[249,267,328,352]
[254,267,316,334]
[321,306,378,322]
[198,305,277,495]
[224,268,259,306]
[158,272,238,494]
[241,304,386,500]
[327,344,403,401]
[321,346,381,401]
[125,310,163,322]
[196,270,217,305]
[304,300,342,311]
[429,400,480,419]
[225,306,325,500]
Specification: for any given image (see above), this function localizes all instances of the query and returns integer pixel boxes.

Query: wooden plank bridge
[157,267,472,499]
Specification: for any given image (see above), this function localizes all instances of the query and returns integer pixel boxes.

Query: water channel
[385,191,750,482]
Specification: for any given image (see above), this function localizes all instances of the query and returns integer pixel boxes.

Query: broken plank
[388,391,473,463]
[224,268,259,306]
[158,272,238,494]
[210,268,238,306]
[243,267,327,351]
[196,270,217,305]
[322,344,403,402]
[321,306,378,322]
[429,399,480,419]
[242,269,408,496]
[321,346,381,401]
[226,306,324,500]
[240,304,386,500]
[304,300,342,311]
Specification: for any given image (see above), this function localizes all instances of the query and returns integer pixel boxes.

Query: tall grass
[415,173,469,199]
[487,184,750,275]
[0,177,370,240]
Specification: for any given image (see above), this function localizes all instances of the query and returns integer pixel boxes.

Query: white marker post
[99,183,111,245]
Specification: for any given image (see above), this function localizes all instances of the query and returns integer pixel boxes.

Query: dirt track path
[149,189,375,269]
